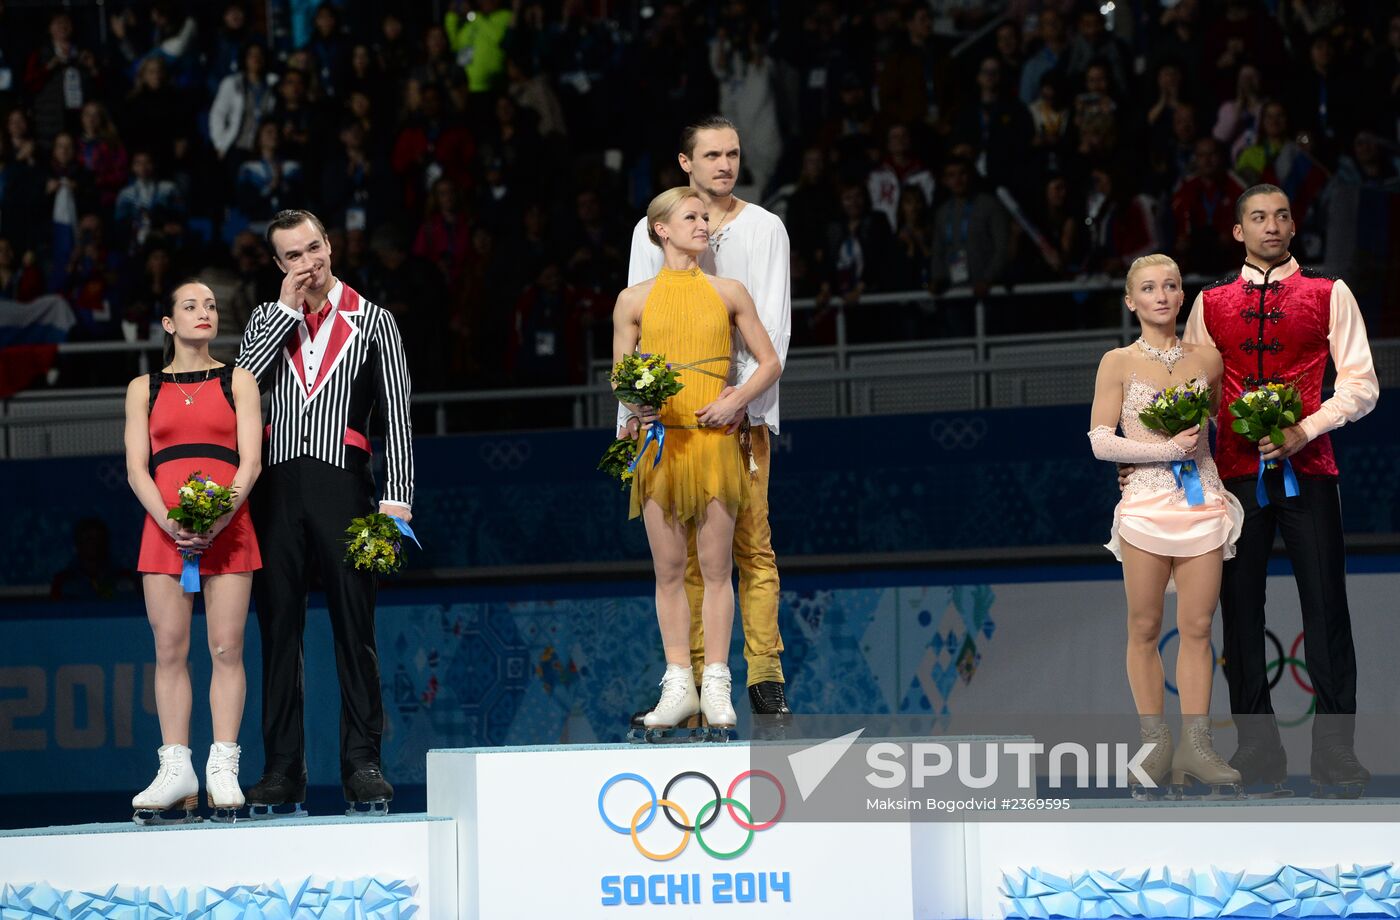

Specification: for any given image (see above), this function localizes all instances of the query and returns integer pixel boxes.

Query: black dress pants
[251,455,383,780]
[1221,473,1357,747]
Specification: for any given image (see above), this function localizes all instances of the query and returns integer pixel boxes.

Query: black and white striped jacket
[236,280,414,507]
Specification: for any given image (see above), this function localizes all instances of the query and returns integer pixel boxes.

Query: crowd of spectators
[2,0,1399,398]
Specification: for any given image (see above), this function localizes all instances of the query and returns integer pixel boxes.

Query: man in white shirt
[619,115,792,721]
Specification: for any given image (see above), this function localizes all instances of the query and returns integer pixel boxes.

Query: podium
[0,814,456,917]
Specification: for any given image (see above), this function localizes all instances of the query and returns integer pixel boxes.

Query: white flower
[179,486,196,497]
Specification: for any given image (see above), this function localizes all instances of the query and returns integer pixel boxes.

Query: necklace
[708,196,739,251]
[169,366,215,406]
[1136,337,1183,374]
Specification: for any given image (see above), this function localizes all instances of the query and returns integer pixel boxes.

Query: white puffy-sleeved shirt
[618,202,792,434]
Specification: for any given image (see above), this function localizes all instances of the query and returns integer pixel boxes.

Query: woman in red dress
[123,280,263,823]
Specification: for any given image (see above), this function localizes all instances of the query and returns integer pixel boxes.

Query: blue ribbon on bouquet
[627,421,666,473]
[180,553,201,593]
[1256,456,1300,508]
[1171,460,1206,507]
[390,516,422,549]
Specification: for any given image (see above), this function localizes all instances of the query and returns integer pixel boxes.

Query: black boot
[245,771,308,819]
[748,681,791,715]
[1228,716,1290,796]
[1310,745,1369,799]
[344,765,394,815]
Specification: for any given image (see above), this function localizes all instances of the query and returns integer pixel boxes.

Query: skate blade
[1129,786,1167,802]
[1311,783,1365,800]
[246,802,308,820]
[1243,784,1294,799]
[1200,784,1247,800]
[345,800,391,817]
[207,794,244,824]
[133,793,201,826]
[636,727,711,744]
[1166,783,1246,801]
[132,811,202,826]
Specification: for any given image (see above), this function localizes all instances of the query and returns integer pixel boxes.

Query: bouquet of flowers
[611,352,684,411]
[609,353,684,472]
[1138,378,1213,436]
[345,513,420,575]
[597,436,639,490]
[167,471,236,593]
[1138,379,1214,506]
[1229,381,1303,505]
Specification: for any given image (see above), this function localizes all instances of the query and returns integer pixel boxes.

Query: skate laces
[1190,724,1228,765]
[144,746,187,796]
[657,667,693,707]
[702,666,732,707]
[208,744,240,776]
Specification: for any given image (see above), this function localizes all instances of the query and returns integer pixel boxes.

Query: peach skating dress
[1091,375,1244,560]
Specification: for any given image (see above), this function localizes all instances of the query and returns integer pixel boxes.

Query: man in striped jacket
[236,209,414,817]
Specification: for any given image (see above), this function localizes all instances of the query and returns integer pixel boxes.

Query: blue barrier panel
[5,400,1399,588]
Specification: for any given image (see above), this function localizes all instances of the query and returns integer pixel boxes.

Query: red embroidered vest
[1201,263,1338,480]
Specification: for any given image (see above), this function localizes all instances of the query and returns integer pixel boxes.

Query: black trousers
[251,455,383,780]
[1221,473,1357,746]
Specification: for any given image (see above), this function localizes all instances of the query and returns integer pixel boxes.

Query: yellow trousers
[685,426,784,687]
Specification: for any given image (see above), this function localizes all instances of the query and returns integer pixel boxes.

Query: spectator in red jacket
[391,82,474,214]
[77,102,129,209]
[413,176,471,285]
[1172,137,1245,274]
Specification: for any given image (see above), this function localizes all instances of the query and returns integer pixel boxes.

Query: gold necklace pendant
[171,367,213,406]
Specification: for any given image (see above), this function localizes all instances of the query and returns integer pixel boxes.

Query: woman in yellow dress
[612,186,782,731]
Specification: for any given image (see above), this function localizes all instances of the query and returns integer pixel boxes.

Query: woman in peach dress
[1089,254,1244,799]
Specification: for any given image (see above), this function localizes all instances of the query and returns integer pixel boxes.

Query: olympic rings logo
[928,417,987,451]
[478,439,532,471]
[598,771,785,861]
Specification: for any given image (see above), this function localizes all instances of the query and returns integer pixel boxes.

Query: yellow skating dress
[629,266,748,524]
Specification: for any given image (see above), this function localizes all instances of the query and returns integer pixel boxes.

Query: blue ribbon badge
[1256,456,1300,508]
[180,553,200,593]
[627,420,666,473]
[391,516,422,549]
[1172,460,1206,507]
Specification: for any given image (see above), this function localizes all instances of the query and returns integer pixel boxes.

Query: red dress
[137,367,262,576]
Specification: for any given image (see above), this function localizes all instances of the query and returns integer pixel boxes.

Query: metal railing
[12,274,1395,458]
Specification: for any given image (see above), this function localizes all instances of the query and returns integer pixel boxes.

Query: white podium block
[429,742,940,919]
[0,814,457,917]
[963,799,1400,919]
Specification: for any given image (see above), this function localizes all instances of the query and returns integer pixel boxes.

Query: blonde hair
[646,186,703,248]
[1124,253,1182,296]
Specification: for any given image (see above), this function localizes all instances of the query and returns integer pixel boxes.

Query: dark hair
[160,278,214,366]
[265,208,328,252]
[241,41,266,70]
[679,115,738,158]
[1234,183,1288,223]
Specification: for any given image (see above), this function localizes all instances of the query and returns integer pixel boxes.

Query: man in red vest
[1182,184,1378,797]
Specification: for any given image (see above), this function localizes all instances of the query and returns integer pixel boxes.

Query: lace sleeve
[1088,426,1188,463]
